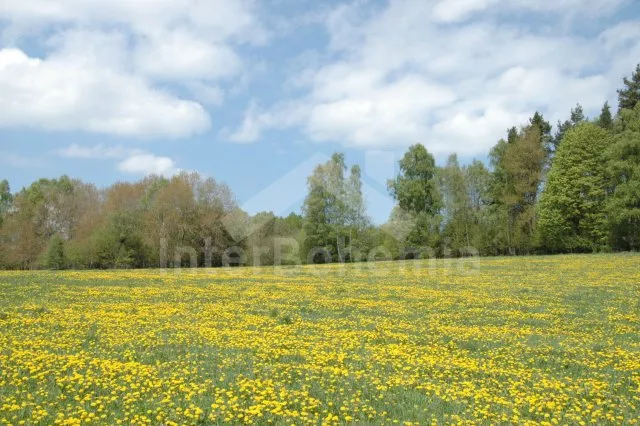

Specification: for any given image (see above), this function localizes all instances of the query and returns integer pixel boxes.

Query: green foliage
[529,111,553,154]
[553,103,586,152]
[45,234,66,270]
[388,144,442,216]
[597,101,613,131]
[6,64,640,269]
[538,123,610,252]
[93,212,149,269]
[386,144,443,253]
[302,153,369,263]
[607,103,640,250]
[489,125,546,254]
[440,154,473,254]
[617,63,640,112]
[463,160,493,255]
[0,179,11,216]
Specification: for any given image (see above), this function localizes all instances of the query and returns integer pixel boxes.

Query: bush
[46,235,66,270]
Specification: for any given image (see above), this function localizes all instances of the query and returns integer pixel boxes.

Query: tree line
[1,64,639,269]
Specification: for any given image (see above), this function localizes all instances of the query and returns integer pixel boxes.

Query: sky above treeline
[1,0,639,223]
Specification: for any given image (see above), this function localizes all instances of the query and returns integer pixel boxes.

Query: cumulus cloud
[0,0,266,43]
[117,154,179,177]
[0,47,211,138]
[0,0,264,138]
[134,30,242,81]
[228,0,640,157]
[57,143,179,177]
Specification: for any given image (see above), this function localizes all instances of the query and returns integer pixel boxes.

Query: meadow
[0,254,638,425]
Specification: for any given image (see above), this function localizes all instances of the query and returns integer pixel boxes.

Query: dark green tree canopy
[607,103,640,250]
[617,63,640,112]
[597,101,613,131]
[46,234,66,270]
[553,103,587,152]
[529,111,552,153]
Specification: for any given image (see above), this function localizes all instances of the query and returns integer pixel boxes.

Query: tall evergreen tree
[553,103,586,151]
[538,123,610,252]
[617,64,640,112]
[529,111,553,154]
[504,126,546,253]
[507,126,518,144]
[489,125,546,254]
[607,103,640,250]
[487,138,512,254]
[597,101,614,131]
[570,104,585,123]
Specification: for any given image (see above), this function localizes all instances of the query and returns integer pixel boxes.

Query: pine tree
[507,126,518,144]
[552,103,587,151]
[502,126,546,253]
[597,101,613,131]
[530,111,553,153]
[570,104,585,123]
[607,103,640,250]
[617,64,640,112]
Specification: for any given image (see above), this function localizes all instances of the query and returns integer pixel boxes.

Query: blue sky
[0,0,639,223]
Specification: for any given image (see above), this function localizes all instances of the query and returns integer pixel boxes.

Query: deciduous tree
[538,123,610,252]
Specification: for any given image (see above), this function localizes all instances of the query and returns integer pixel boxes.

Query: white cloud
[304,74,456,147]
[228,102,270,143]
[56,144,143,159]
[0,47,211,138]
[226,100,307,143]
[0,0,265,43]
[117,154,179,177]
[57,143,180,177]
[228,0,640,156]
[0,0,264,138]
[134,29,242,81]
[431,0,628,23]
[432,0,496,23]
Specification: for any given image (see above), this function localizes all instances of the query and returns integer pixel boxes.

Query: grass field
[0,254,639,425]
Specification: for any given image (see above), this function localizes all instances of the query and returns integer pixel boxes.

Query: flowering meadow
[0,254,638,425]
